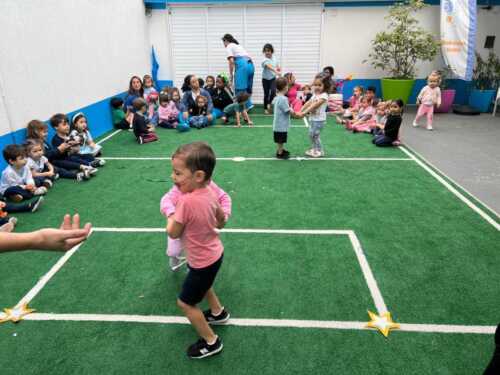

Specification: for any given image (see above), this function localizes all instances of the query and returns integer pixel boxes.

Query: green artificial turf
[0,110,498,374]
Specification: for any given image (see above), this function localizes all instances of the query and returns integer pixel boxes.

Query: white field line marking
[24,313,497,335]
[212,124,305,128]
[101,156,412,161]
[96,129,122,145]
[15,230,93,308]
[348,232,387,315]
[92,227,353,235]
[91,227,387,315]
[400,146,500,231]
[403,143,500,219]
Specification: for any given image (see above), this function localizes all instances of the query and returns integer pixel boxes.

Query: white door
[168,4,323,104]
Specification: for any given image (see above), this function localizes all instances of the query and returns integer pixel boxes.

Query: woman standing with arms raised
[222,34,254,110]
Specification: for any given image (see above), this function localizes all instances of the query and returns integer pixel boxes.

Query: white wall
[321,5,500,79]
[148,10,173,83]
[0,0,151,137]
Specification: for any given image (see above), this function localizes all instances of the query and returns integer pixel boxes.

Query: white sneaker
[43,179,53,189]
[305,149,315,157]
[169,256,187,271]
[34,187,47,195]
[311,150,322,158]
[412,121,419,127]
[82,165,98,176]
[426,124,433,131]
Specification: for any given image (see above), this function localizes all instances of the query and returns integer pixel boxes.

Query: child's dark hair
[323,66,334,76]
[216,74,228,86]
[205,75,215,85]
[3,144,26,163]
[128,75,144,96]
[159,93,170,104]
[276,77,288,92]
[50,113,68,128]
[26,119,48,139]
[366,86,377,94]
[71,112,86,127]
[110,97,124,109]
[222,34,239,45]
[182,75,193,93]
[24,138,43,153]
[263,43,274,53]
[198,77,205,88]
[143,74,153,84]
[132,97,147,112]
[172,142,216,181]
[196,95,208,105]
[392,99,405,113]
[314,74,331,93]
[236,92,250,103]
[160,86,171,95]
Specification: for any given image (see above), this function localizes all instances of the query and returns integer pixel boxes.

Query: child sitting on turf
[110,97,132,130]
[362,101,389,134]
[171,88,190,132]
[372,99,403,147]
[1,144,47,202]
[26,119,90,181]
[50,114,102,172]
[364,86,378,106]
[346,96,376,132]
[70,112,103,157]
[160,179,231,271]
[166,142,229,359]
[143,74,158,99]
[157,92,179,129]
[222,92,253,127]
[211,75,234,119]
[132,98,158,144]
[25,139,57,189]
[204,75,216,97]
[189,95,210,129]
[273,77,295,159]
[335,86,363,122]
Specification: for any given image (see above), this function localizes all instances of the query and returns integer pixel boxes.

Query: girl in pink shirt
[284,72,303,112]
[160,180,231,271]
[344,96,375,131]
[413,74,441,131]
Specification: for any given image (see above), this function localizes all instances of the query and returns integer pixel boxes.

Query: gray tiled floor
[402,107,500,215]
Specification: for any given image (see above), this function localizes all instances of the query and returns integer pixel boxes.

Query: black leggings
[262,78,276,109]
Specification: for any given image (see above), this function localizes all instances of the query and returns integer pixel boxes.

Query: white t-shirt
[27,156,49,173]
[226,43,250,59]
[309,93,329,122]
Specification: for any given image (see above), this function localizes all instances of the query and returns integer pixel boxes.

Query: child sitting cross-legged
[166,142,229,359]
[343,96,375,131]
[25,139,58,189]
[132,98,158,144]
[222,92,253,127]
[189,95,210,129]
[157,92,179,129]
[372,99,404,147]
[70,112,104,158]
[0,144,47,202]
[110,97,132,130]
[335,85,363,122]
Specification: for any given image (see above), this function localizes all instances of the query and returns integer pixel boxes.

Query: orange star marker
[0,304,36,324]
[366,310,399,337]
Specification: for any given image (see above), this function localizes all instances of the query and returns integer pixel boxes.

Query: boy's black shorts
[273,131,288,144]
[179,254,223,306]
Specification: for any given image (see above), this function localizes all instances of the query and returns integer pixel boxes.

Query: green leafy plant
[364,0,440,79]
[472,51,500,91]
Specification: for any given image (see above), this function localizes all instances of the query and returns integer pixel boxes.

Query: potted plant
[365,0,439,104]
[469,51,500,112]
[435,65,456,113]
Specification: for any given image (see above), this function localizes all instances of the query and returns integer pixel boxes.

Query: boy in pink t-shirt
[166,142,229,359]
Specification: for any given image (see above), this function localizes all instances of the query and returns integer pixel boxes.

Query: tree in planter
[365,0,439,79]
[473,51,500,91]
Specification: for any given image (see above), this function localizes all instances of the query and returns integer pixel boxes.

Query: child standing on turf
[297,75,330,157]
[413,74,441,131]
[273,77,294,159]
[261,43,281,114]
[166,142,229,359]
[160,180,231,271]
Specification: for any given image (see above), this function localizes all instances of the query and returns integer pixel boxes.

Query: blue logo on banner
[444,0,454,14]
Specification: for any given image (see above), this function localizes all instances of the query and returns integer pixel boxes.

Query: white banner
[440,0,477,81]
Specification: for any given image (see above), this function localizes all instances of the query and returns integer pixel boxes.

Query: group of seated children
[110,73,257,145]
[0,114,105,232]
[333,86,402,147]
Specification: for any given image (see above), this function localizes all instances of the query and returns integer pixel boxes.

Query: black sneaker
[203,308,230,325]
[29,196,44,213]
[187,337,223,359]
[276,152,285,159]
[282,150,290,159]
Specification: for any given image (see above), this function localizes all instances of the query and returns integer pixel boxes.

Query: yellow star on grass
[366,310,400,337]
[0,304,36,324]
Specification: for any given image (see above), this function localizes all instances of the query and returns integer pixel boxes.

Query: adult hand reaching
[0,214,92,253]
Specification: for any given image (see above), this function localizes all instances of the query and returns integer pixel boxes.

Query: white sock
[207,335,218,345]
